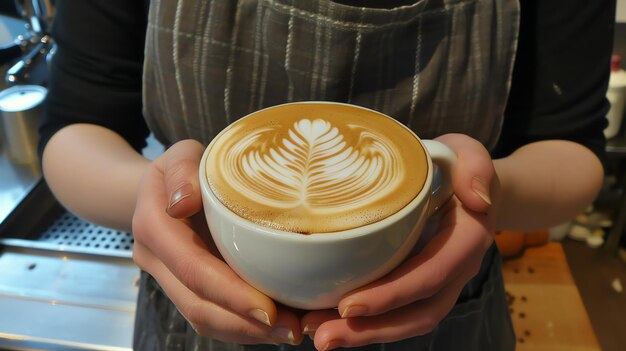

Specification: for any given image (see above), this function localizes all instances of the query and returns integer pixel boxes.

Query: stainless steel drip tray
[2,211,135,259]
[0,246,139,350]
[0,180,139,351]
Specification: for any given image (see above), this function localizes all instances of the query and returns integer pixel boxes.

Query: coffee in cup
[200,102,456,309]
[205,102,427,234]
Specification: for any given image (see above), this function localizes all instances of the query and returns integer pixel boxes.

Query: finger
[134,242,302,345]
[312,275,468,350]
[435,133,495,213]
[133,163,279,328]
[162,139,206,218]
[300,309,339,337]
[338,198,491,318]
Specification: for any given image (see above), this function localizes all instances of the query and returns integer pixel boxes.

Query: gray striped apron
[137,0,520,350]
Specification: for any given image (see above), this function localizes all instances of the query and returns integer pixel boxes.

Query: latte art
[206,103,427,233]
[227,118,402,212]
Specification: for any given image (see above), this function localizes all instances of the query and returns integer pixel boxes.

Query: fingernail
[248,308,272,327]
[271,327,296,345]
[303,323,319,335]
[341,304,368,318]
[167,183,193,211]
[323,339,344,350]
[471,176,492,206]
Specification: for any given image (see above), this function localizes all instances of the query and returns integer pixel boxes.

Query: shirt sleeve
[493,0,614,163]
[39,0,151,157]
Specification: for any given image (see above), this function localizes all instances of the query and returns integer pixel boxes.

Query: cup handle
[422,140,457,216]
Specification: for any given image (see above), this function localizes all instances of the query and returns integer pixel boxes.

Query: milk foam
[206,104,427,233]
[226,118,400,210]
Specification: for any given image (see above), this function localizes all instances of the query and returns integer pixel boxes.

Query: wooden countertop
[502,242,601,351]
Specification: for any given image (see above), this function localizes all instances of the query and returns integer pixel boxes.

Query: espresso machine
[1,0,55,85]
[0,0,54,165]
[0,2,140,350]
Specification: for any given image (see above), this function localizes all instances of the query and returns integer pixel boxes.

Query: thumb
[163,139,206,218]
[434,134,495,214]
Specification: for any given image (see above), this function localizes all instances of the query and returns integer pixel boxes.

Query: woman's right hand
[132,139,302,345]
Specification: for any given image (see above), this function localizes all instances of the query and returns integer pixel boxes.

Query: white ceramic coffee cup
[199,102,456,310]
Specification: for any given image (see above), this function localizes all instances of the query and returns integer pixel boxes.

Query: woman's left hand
[300,133,498,350]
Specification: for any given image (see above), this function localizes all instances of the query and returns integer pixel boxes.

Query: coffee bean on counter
[521,295,527,302]
[505,290,515,306]
[519,312,526,319]
[528,266,535,274]
[518,337,525,343]
[524,330,531,337]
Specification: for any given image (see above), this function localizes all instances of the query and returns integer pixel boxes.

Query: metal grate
[37,212,134,257]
